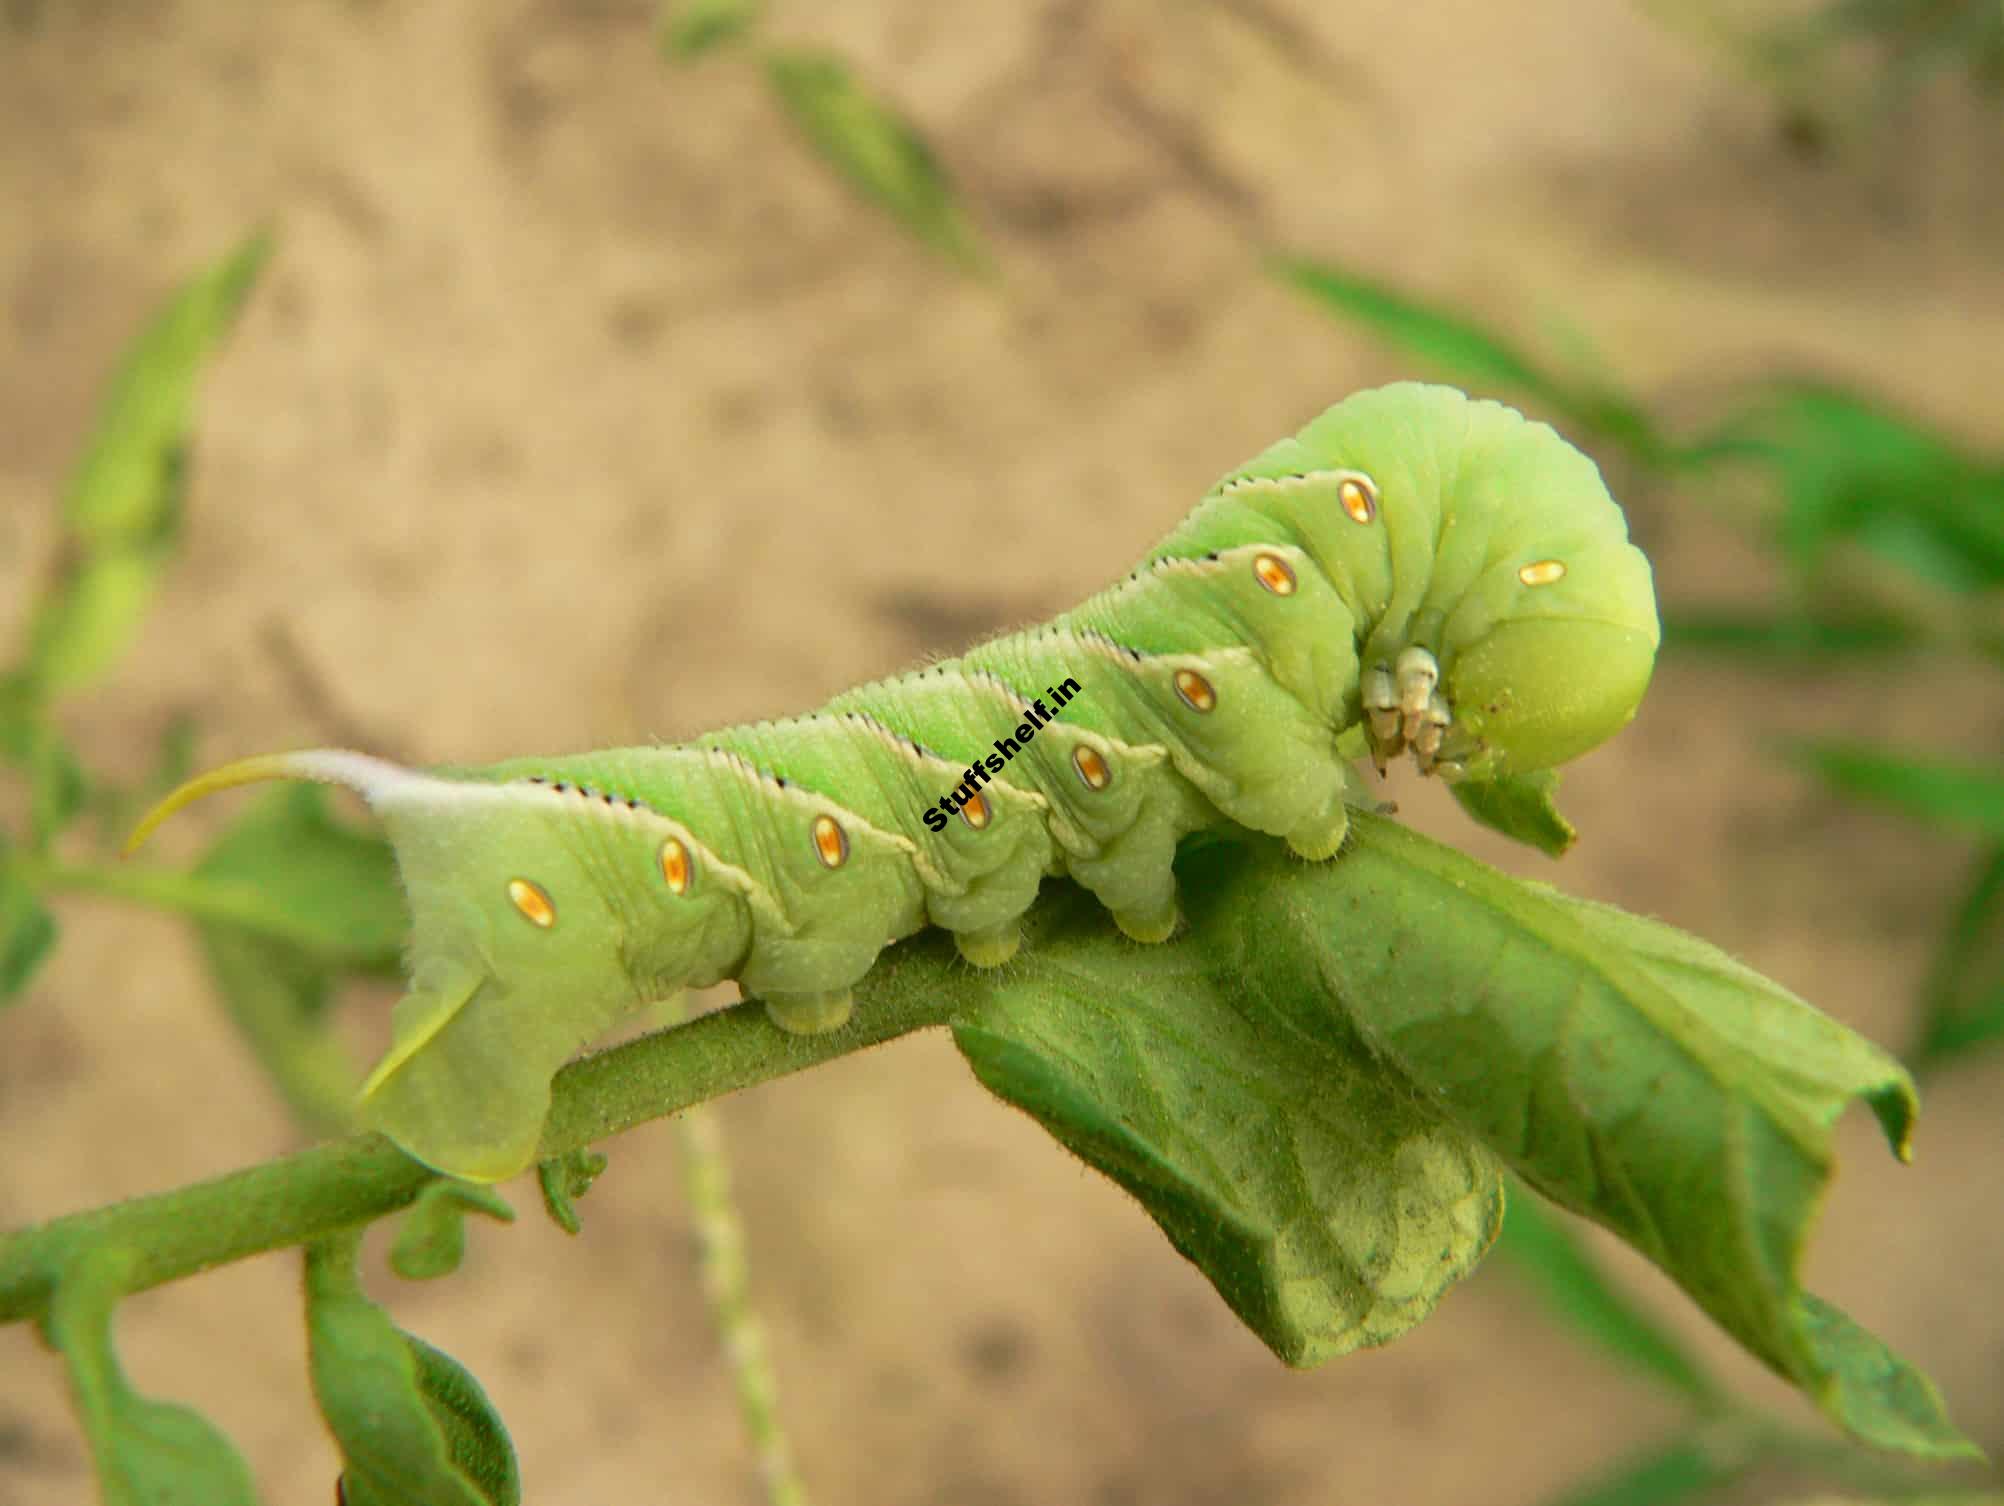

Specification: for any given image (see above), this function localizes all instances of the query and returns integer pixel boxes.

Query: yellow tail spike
[122,748,390,856]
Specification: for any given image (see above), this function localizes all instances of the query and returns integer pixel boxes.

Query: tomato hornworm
[130,383,1659,1180]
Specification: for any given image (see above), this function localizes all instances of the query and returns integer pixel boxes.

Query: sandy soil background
[2,3,2001,1503]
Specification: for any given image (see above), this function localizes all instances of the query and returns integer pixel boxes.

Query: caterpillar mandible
[130,383,1659,1182]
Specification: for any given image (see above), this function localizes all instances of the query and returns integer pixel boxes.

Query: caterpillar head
[1435,537,1659,782]
[1313,386,1660,784]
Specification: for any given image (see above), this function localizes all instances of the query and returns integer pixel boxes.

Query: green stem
[0,978,961,1325]
[663,993,811,1506]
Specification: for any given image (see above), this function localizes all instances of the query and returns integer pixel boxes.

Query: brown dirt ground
[2,3,2001,1504]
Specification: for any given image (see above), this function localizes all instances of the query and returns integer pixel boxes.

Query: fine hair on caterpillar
[129,382,1659,1181]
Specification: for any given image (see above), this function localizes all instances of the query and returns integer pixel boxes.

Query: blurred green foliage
[659,0,761,58]
[1648,0,2003,150]
[1281,249,2003,1504]
[660,0,991,272]
[1764,0,2004,104]
[0,236,517,1506]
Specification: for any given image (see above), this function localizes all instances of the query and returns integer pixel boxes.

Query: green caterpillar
[130,383,1659,1181]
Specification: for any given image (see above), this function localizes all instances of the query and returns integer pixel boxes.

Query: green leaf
[1535,1428,1756,1506]
[1785,741,2004,843]
[1272,256,1562,400]
[1305,816,1973,1458]
[195,927,359,1133]
[26,722,89,851]
[390,1181,515,1282]
[1660,607,1920,659]
[764,48,989,272]
[305,1231,519,1506]
[195,783,407,961]
[1779,0,2004,101]
[924,823,1974,1455]
[22,232,271,699]
[1,850,58,1002]
[659,0,760,57]
[45,1245,259,1506]
[190,785,407,1130]
[64,231,271,545]
[1704,383,2004,594]
[953,860,1509,1366]
[1494,1189,1715,1403]
[0,672,36,759]
[1913,844,2004,1070]
[1269,256,1667,465]
[25,545,183,699]
[536,1149,608,1236]
[402,1337,523,1506]
[1448,770,1578,857]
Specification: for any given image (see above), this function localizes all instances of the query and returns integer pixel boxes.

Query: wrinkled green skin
[177,384,1659,1179]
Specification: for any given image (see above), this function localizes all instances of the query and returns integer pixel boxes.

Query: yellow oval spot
[658,837,692,895]
[1072,745,1112,791]
[507,878,556,929]
[960,791,991,830]
[811,814,849,869]
[1252,552,1297,596]
[1173,668,1217,714]
[1338,475,1378,525]
[1518,559,1567,587]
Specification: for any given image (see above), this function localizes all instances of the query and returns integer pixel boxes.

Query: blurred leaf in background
[659,0,761,58]
[1770,0,2004,103]
[764,48,991,273]
[14,231,271,703]
[191,785,407,1134]
[1667,380,2004,663]
[1494,1190,1716,1407]
[1785,743,2004,1069]
[1269,256,1671,467]
[0,233,272,1009]
[660,4,989,271]
[1700,383,2004,599]
[0,833,58,1005]
[1532,1426,1757,1506]
[1644,0,2003,145]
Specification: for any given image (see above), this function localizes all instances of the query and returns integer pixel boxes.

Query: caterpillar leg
[1111,897,1181,944]
[763,988,854,1034]
[1285,800,1350,862]
[1363,646,1455,777]
[955,921,1021,968]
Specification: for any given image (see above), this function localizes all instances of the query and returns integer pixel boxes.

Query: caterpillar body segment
[129,383,1659,1181]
